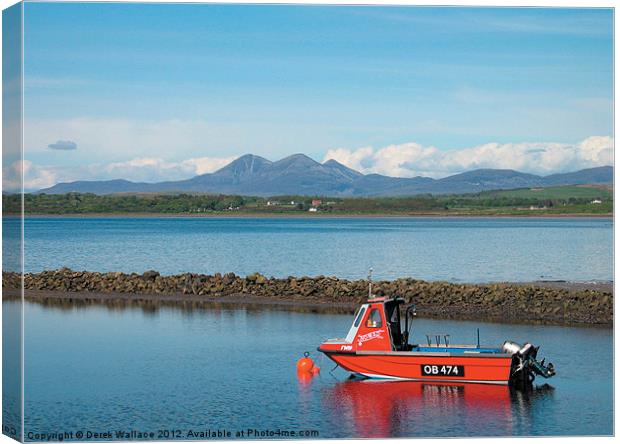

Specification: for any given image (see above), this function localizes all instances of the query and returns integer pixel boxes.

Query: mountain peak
[213,154,272,178]
[238,153,269,161]
[228,153,272,166]
[273,153,321,169]
[279,153,319,163]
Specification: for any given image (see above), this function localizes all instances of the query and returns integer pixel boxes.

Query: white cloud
[323,136,614,178]
[322,146,373,172]
[103,156,236,182]
[180,157,235,176]
[3,160,60,191]
[2,155,236,192]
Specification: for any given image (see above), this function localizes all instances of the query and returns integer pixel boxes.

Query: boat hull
[322,351,513,385]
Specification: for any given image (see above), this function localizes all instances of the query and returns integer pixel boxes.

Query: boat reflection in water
[322,379,554,438]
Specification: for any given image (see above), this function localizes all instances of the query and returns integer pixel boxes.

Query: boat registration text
[421,364,465,377]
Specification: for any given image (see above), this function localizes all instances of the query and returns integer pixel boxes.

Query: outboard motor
[502,341,555,387]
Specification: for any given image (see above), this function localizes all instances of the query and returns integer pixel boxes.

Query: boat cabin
[328,296,414,353]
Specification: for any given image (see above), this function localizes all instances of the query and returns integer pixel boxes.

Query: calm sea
[2,217,613,439]
[4,216,613,282]
[6,301,611,439]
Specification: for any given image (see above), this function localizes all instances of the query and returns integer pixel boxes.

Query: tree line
[2,189,611,215]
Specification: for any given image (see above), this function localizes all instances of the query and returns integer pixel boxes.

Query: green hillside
[482,185,612,200]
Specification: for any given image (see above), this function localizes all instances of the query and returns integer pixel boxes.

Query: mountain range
[38,154,614,197]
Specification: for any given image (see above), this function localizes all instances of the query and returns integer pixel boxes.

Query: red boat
[318,292,555,386]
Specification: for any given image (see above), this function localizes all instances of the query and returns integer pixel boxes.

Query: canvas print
[2,2,614,441]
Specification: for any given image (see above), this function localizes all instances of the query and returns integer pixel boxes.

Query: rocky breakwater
[2,268,613,325]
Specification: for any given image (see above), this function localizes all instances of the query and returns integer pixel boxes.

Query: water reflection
[21,297,354,316]
[322,379,555,438]
[508,383,556,435]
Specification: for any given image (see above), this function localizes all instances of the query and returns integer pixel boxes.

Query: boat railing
[425,334,451,347]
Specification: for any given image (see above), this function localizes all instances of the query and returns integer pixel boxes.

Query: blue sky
[11,3,615,189]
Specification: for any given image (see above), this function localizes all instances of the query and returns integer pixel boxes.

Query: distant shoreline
[6,182,612,217]
[3,212,614,219]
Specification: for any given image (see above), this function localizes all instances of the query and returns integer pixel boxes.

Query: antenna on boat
[477,328,480,349]
[367,267,373,299]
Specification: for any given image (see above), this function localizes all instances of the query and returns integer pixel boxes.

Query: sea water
[8,301,611,439]
[4,216,613,282]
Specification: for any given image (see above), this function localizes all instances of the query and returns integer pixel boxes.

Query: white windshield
[345,304,368,343]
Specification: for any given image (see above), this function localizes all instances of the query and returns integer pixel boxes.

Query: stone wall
[2,268,613,325]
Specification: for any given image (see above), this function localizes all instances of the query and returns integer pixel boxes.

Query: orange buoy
[296,351,314,373]
[296,369,313,385]
[311,366,321,375]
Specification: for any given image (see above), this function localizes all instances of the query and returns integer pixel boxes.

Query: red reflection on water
[324,380,512,438]
[296,370,314,387]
